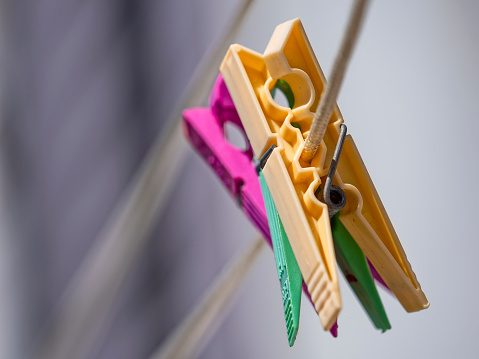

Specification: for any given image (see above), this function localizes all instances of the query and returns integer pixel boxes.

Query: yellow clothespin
[220,18,428,330]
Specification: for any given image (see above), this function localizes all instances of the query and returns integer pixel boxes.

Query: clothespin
[182,74,269,243]
[220,18,428,330]
[183,74,393,343]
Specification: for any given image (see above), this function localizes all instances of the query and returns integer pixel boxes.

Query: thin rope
[301,0,370,162]
[150,237,265,359]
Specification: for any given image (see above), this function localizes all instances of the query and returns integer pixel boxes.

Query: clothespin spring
[255,126,347,219]
[255,145,277,174]
[317,124,347,218]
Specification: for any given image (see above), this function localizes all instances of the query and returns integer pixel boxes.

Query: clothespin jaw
[220,17,428,325]
[331,213,391,332]
[337,138,429,312]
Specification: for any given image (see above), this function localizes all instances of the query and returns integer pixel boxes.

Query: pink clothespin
[182,75,270,246]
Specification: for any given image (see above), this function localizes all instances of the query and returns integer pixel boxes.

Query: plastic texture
[220,19,428,321]
[259,171,302,346]
[331,213,391,332]
[182,76,269,243]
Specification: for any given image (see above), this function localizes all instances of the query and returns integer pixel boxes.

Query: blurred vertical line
[30,1,255,358]
[0,1,25,358]
[149,237,265,359]
[0,121,18,356]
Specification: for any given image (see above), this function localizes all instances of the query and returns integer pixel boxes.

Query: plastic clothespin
[331,212,390,331]
[182,75,339,341]
[220,18,429,330]
[182,75,269,243]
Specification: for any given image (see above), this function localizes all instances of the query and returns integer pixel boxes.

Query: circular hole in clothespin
[224,121,250,153]
[271,79,295,109]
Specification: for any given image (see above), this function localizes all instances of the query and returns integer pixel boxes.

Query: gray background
[0,0,476,358]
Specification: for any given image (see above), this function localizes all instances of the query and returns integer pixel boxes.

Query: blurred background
[0,0,477,358]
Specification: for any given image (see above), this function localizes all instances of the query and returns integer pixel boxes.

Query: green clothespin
[259,171,302,346]
[331,212,391,332]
